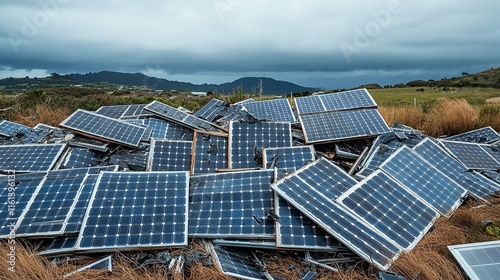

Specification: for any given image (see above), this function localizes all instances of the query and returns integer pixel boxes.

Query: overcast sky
[0,0,499,89]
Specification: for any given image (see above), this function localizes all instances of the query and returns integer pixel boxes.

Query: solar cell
[148,118,194,140]
[295,88,377,115]
[243,98,296,123]
[193,98,228,122]
[299,109,390,144]
[263,146,315,180]
[191,132,228,174]
[0,144,66,172]
[337,170,439,251]
[148,140,193,171]
[446,126,500,144]
[448,240,500,280]
[189,170,275,239]
[59,147,101,169]
[228,121,292,169]
[38,236,78,256]
[64,174,99,233]
[439,140,500,170]
[76,171,189,251]
[379,146,467,217]
[270,168,401,270]
[60,109,146,147]
[211,244,266,280]
[0,120,31,137]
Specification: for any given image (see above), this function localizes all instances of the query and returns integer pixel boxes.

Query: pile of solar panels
[1,89,500,279]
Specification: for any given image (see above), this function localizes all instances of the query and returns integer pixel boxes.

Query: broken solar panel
[211,244,266,280]
[270,163,401,270]
[64,255,113,278]
[448,240,500,280]
[144,100,220,132]
[189,170,275,239]
[193,98,228,122]
[0,120,31,137]
[445,126,500,144]
[298,109,390,144]
[242,98,297,123]
[262,146,315,180]
[413,138,500,199]
[64,174,99,233]
[337,170,439,251]
[38,236,78,256]
[379,146,467,217]
[191,132,228,174]
[58,147,102,169]
[96,104,149,119]
[123,119,152,141]
[60,109,146,147]
[0,144,66,172]
[440,140,500,170]
[275,194,341,251]
[76,171,189,252]
[228,121,292,169]
[148,140,192,171]
[148,118,194,140]
[295,88,377,115]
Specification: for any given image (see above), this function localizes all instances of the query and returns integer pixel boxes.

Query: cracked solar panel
[59,147,102,169]
[337,170,439,251]
[448,240,500,280]
[263,146,315,180]
[148,140,193,171]
[295,88,377,115]
[189,170,275,239]
[76,171,189,252]
[193,98,228,122]
[243,98,296,123]
[148,118,194,140]
[191,132,228,174]
[379,146,467,217]
[60,109,146,147]
[0,120,31,137]
[228,121,292,169]
[211,244,266,280]
[445,126,500,144]
[0,144,66,172]
[439,140,500,170]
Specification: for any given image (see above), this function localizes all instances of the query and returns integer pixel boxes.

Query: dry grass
[378,105,425,130]
[9,104,71,127]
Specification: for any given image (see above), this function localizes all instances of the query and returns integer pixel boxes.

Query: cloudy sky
[0,0,499,89]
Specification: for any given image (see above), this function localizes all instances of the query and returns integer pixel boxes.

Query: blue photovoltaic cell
[189,170,275,239]
[440,140,500,170]
[0,120,31,137]
[295,89,377,115]
[275,194,340,251]
[243,99,297,123]
[228,121,292,169]
[446,126,500,144]
[356,145,399,180]
[263,146,315,180]
[271,172,401,270]
[61,148,101,169]
[191,132,228,174]
[122,104,148,119]
[299,109,390,144]
[148,118,194,140]
[76,171,189,251]
[96,105,129,119]
[193,99,228,122]
[337,170,439,251]
[39,236,78,256]
[64,174,99,233]
[449,240,500,280]
[379,146,467,217]
[413,138,500,199]
[60,109,146,147]
[0,144,66,172]
[211,245,264,280]
[148,140,192,171]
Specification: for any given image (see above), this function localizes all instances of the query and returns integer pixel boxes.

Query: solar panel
[448,240,500,280]
[144,100,221,132]
[123,119,152,141]
[446,126,500,143]
[228,121,292,169]
[0,144,66,172]
[76,171,189,252]
[122,104,148,119]
[189,170,275,239]
[295,89,377,115]
[439,140,500,170]
[148,140,193,171]
[60,109,146,147]
[211,244,267,280]
[96,105,129,119]
[243,99,297,123]
[191,132,228,174]
[64,256,113,278]
[337,170,439,251]
[379,146,467,217]
[193,98,228,122]
[38,236,78,256]
[59,147,101,169]
[148,118,194,140]
[299,109,390,144]
[262,146,315,180]
[64,174,99,233]
[0,120,31,137]
[413,138,500,199]
[270,166,401,270]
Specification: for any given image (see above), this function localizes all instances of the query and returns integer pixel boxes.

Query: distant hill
[402,67,500,89]
[65,71,315,94]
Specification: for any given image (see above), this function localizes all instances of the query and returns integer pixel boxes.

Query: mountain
[402,67,500,89]
[65,71,316,94]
